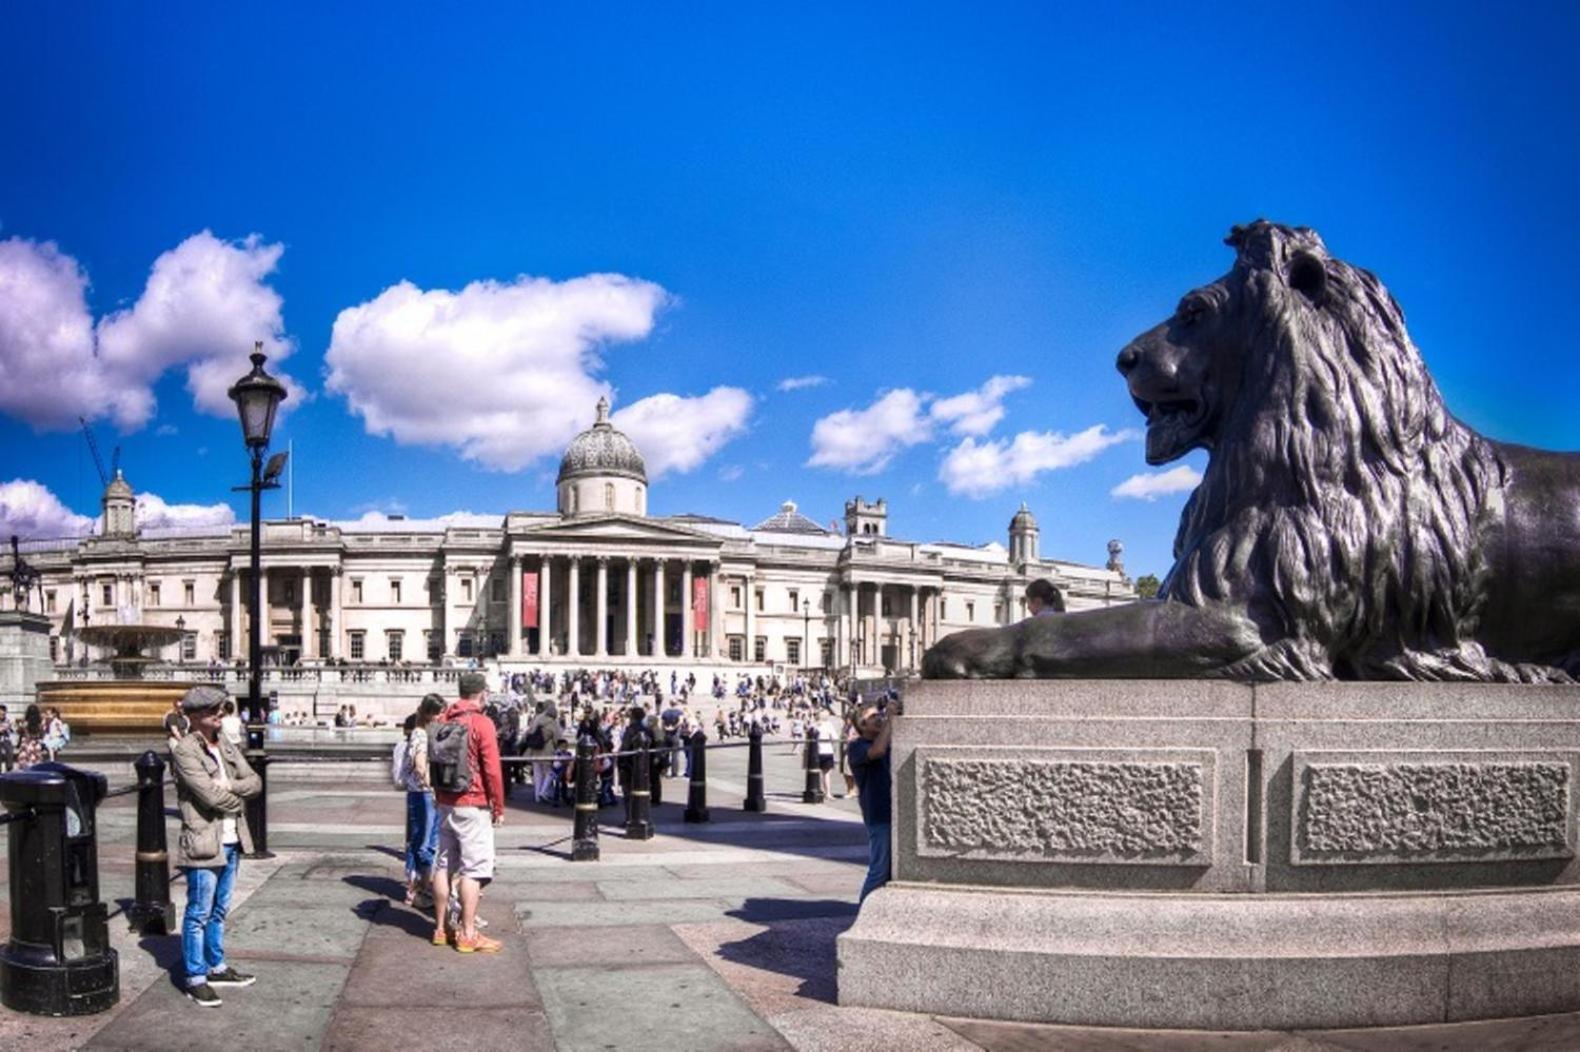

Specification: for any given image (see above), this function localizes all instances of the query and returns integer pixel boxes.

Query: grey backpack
[428,716,473,794]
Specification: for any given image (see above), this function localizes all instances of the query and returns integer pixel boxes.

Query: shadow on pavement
[713,899,858,1005]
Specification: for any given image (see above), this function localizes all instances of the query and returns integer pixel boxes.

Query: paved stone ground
[5,738,1580,1050]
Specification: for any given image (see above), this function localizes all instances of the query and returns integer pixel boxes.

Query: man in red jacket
[431,672,506,953]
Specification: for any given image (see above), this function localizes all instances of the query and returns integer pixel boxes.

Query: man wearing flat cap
[170,685,262,1007]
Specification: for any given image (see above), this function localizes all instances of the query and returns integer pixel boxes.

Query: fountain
[36,623,200,736]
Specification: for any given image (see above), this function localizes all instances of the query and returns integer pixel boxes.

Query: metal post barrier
[684,729,710,823]
[744,724,766,812]
[571,734,600,862]
[649,733,664,809]
[802,725,825,804]
[128,751,175,935]
[625,727,654,840]
[0,764,119,1016]
[244,746,274,859]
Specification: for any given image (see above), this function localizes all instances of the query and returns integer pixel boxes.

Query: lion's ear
[1288,252,1327,306]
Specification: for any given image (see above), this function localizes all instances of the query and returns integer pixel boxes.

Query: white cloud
[777,375,828,392]
[324,273,671,472]
[613,387,753,478]
[807,389,933,474]
[0,478,235,539]
[132,492,236,530]
[0,232,300,432]
[334,510,503,529]
[929,374,1031,437]
[939,425,1140,498]
[718,464,744,482]
[0,479,95,538]
[1110,465,1203,501]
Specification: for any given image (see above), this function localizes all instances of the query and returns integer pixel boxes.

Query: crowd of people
[0,702,71,772]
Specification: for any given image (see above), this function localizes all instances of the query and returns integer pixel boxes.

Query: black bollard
[571,734,600,862]
[127,751,176,935]
[744,723,766,812]
[684,729,710,823]
[649,734,664,808]
[0,764,119,1016]
[625,727,654,840]
[243,744,274,859]
[802,725,825,804]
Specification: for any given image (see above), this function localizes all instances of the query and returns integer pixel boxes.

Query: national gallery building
[6,398,1135,677]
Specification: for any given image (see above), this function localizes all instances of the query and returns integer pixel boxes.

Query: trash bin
[0,763,119,1016]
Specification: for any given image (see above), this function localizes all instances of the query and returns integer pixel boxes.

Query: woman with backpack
[398,694,446,909]
[521,701,562,803]
[15,703,49,769]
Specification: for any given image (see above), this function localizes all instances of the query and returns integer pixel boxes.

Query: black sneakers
[207,966,257,988]
[187,983,223,1008]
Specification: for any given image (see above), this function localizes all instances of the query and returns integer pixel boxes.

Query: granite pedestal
[836,679,1580,1030]
[0,611,52,711]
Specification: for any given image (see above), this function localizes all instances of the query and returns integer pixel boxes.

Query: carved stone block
[914,747,1214,865]
[1292,751,1575,865]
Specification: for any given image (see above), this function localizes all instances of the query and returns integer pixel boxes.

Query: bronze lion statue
[925,221,1580,682]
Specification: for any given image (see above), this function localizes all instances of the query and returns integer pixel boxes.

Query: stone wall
[0,611,53,710]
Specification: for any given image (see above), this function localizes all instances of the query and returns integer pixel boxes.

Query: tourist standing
[430,672,505,953]
[402,694,445,908]
[219,700,245,746]
[815,711,838,799]
[164,697,189,749]
[522,701,561,803]
[14,704,48,770]
[849,697,898,903]
[169,685,262,1007]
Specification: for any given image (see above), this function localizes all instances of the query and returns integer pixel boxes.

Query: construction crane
[78,416,121,487]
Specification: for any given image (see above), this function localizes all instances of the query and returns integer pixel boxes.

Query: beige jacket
[171,732,261,867]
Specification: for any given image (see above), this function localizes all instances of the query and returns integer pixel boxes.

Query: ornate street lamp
[174,614,186,665]
[228,343,287,859]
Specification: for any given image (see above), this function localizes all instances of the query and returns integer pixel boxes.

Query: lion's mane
[1162,221,1556,682]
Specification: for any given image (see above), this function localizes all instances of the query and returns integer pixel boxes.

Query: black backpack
[428,716,473,794]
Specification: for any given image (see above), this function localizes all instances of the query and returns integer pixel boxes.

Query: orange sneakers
[454,930,503,954]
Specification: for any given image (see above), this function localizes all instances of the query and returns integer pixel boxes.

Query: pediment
[513,514,721,547]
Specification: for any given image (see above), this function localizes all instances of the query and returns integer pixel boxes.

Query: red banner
[522,571,539,629]
[692,576,709,624]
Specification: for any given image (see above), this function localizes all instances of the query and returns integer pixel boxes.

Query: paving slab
[664,860,863,881]
[783,872,863,896]
[598,876,805,901]
[83,960,351,1052]
[224,901,371,959]
[325,1006,556,1051]
[535,963,790,1052]
[340,925,541,1008]
[771,1005,986,1052]
[526,924,702,968]
[489,878,604,901]
[516,898,740,929]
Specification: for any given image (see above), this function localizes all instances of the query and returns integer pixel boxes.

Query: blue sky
[1,3,1576,580]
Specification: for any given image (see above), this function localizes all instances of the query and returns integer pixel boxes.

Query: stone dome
[1009,501,1037,531]
[557,397,646,485]
[104,470,134,501]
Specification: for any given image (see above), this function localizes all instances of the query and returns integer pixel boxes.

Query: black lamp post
[228,344,287,857]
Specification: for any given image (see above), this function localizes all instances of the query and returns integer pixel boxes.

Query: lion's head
[1116,221,1513,680]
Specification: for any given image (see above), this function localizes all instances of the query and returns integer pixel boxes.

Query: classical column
[329,570,342,659]
[595,556,609,657]
[743,574,755,664]
[507,555,522,657]
[300,571,313,660]
[652,559,665,658]
[230,571,243,657]
[711,564,724,659]
[680,561,694,659]
[538,557,553,658]
[908,586,920,671]
[625,560,637,657]
[567,556,582,658]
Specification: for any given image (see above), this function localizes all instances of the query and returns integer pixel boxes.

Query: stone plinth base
[0,611,53,710]
[836,679,1580,1030]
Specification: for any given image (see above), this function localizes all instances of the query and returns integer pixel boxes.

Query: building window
[185,581,196,606]
[728,636,744,662]
[182,633,197,661]
[754,636,766,663]
[102,583,113,607]
[730,586,742,609]
[605,482,614,511]
[788,589,799,611]
[489,631,505,656]
[45,590,56,613]
[754,589,763,612]
[994,603,1004,624]
[390,579,402,604]
[283,580,294,604]
[881,595,892,617]
[491,577,505,602]
[351,579,364,604]
[349,631,366,660]
[820,639,834,667]
[461,578,474,603]
[821,592,831,614]
[570,488,578,514]
[425,630,441,662]
[218,632,230,660]
[457,633,474,658]
[149,582,161,607]
[387,630,404,661]
[49,636,59,662]
[786,638,801,665]
[965,602,975,623]
[941,598,948,619]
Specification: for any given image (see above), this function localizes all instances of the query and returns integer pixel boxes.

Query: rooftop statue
[924,221,1580,682]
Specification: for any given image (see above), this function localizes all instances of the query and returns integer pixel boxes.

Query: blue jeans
[405,791,439,880]
[860,821,891,903]
[182,843,240,985]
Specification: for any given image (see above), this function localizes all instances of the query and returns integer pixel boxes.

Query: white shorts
[434,805,495,881]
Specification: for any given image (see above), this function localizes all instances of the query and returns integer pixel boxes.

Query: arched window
[569,487,578,514]
[605,482,615,510]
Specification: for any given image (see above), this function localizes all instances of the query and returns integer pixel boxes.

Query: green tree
[1134,573,1161,599]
